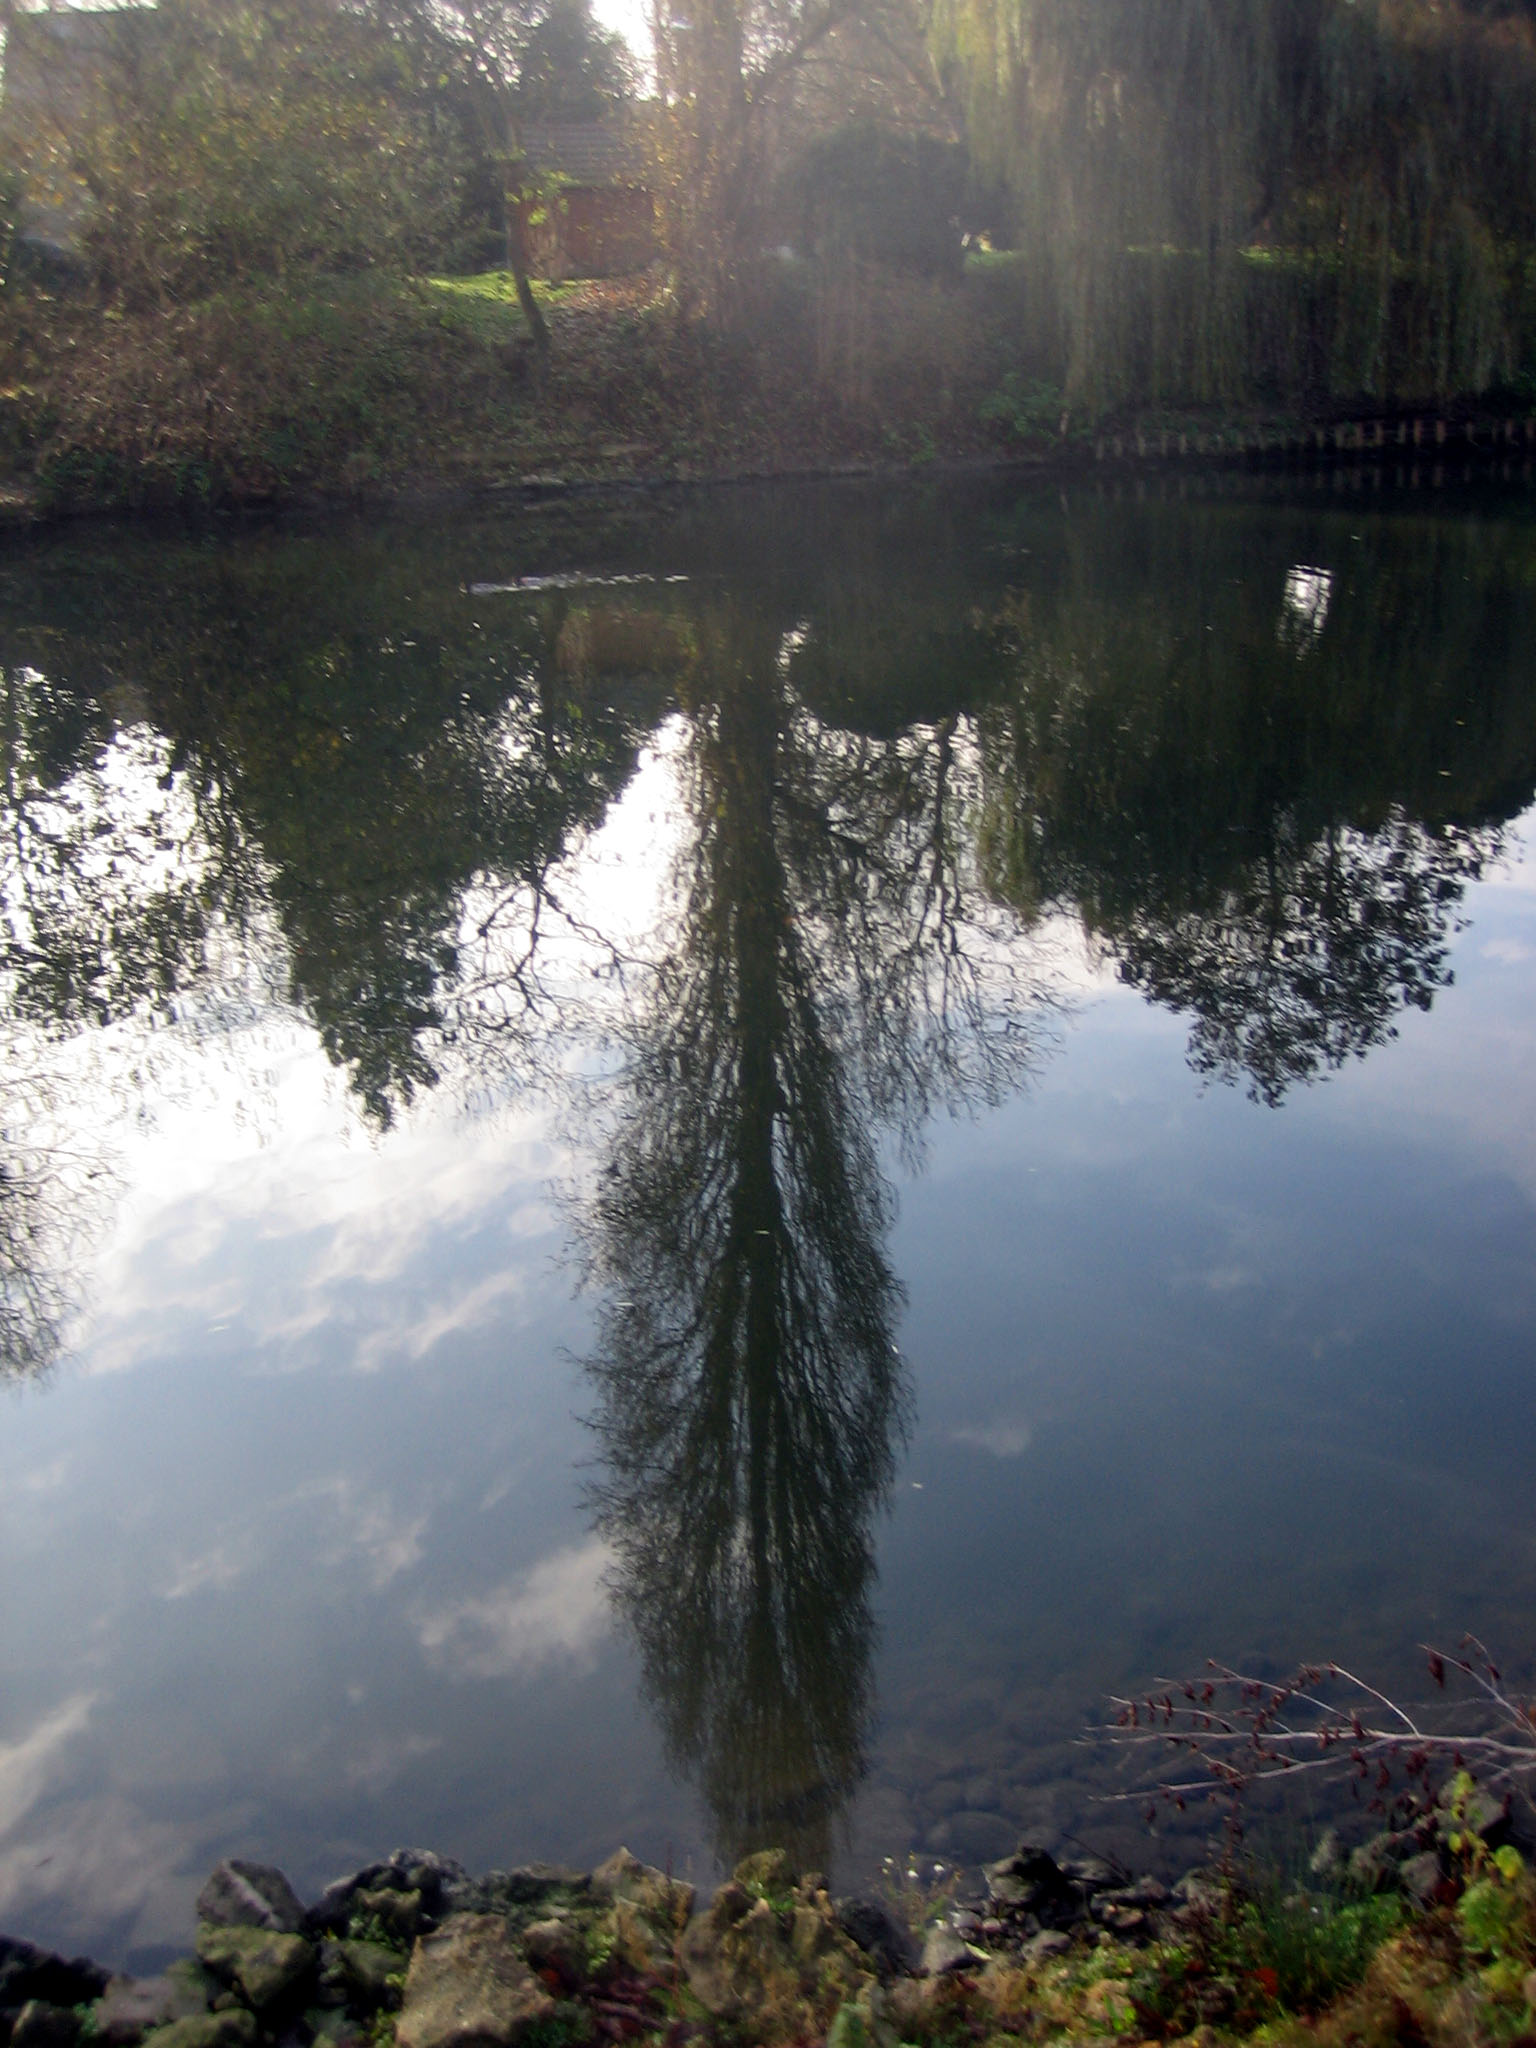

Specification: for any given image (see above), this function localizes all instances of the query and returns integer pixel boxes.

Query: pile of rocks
[0,1846,908,2048]
[1,1801,1505,2048]
[1322,1779,1518,1908]
[913,1783,1524,1980]
[921,1845,1192,1976]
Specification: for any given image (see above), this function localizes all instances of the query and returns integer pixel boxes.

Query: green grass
[1234,1890,1405,2013]
[424,270,577,342]
[963,247,1027,275]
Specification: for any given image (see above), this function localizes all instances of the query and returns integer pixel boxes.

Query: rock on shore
[0,1802,1491,2048]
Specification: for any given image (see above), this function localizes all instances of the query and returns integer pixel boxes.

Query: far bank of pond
[3,270,1535,522]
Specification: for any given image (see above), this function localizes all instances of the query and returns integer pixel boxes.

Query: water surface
[2,474,1536,1965]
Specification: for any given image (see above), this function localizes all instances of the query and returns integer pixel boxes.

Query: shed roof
[519,117,650,185]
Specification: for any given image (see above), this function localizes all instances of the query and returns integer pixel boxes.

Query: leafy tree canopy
[5,0,459,303]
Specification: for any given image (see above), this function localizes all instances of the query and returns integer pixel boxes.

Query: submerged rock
[926,1811,1015,1863]
[1057,1855,1119,1892]
[395,1915,556,2048]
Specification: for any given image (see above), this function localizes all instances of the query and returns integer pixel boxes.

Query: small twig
[1098,1638,1536,1819]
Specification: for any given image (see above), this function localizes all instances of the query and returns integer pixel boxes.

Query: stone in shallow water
[395,1915,555,2048]
[196,1865,306,1938]
[1057,1856,1117,1891]
[928,1811,1015,1863]
[194,1927,314,2010]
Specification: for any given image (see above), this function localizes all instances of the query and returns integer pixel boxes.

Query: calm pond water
[3,472,1536,1967]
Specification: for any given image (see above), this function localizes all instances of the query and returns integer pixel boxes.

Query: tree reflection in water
[1,488,1535,1869]
[973,502,1525,1103]
[579,606,1051,1870]
[0,1111,80,1383]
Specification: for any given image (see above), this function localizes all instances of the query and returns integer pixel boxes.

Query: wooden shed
[515,117,657,280]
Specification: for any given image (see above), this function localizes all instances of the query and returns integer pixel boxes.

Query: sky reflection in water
[1,477,1535,1966]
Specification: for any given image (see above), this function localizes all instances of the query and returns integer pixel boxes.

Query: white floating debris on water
[466,572,689,595]
[775,619,813,673]
[1279,563,1333,643]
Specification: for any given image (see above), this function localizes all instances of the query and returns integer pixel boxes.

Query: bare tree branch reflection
[0,1128,75,1381]
[0,1041,121,1384]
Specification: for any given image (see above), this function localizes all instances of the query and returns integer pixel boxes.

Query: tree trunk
[503,175,549,367]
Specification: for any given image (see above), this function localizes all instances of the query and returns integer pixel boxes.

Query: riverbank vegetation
[2,0,1536,511]
[0,264,1028,512]
[8,1812,1536,2048]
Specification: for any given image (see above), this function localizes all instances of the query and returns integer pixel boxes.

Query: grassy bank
[1,260,1533,520]
[10,257,1521,519]
[0,264,1002,514]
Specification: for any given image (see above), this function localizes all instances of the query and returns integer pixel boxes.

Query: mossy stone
[733,1849,795,1897]
[332,1941,406,2008]
[194,1925,314,2009]
[140,2015,259,2048]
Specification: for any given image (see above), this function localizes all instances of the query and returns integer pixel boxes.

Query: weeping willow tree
[934,0,1536,404]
